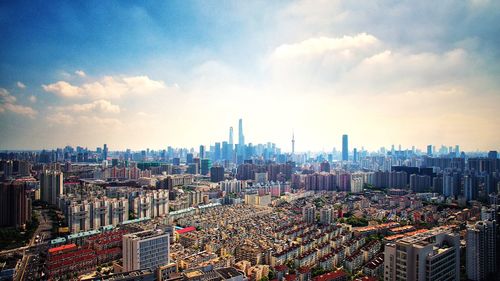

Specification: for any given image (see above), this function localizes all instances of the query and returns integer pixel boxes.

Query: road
[15,209,53,281]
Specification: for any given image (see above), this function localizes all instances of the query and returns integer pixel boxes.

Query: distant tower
[342,134,348,161]
[229,127,234,146]
[292,131,295,155]
[238,119,244,147]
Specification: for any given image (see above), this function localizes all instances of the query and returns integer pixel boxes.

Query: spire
[292,130,295,154]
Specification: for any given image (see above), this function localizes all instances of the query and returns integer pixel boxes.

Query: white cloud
[0,88,37,118]
[272,33,380,60]
[17,81,26,89]
[29,95,37,103]
[75,70,86,77]
[46,112,75,125]
[42,75,168,99]
[63,100,120,114]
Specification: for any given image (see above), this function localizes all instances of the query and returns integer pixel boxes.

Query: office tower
[210,166,224,182]
[40,170,64,205]
[342,134,348,161]
[319,207,334,225]
[302,205,316,224]
[123,229,170,271]
[488,150,498,159]
[229,126,234,146]
[353,148,358,163]
[427,145,433,156]
[384,229,460,281]
[214,142,221,161]
[292,132,295,155]
[0,181,31,229]
[186,153,194,164]
[455,145,460,157]
[103,144,108,160]
[238,118,245,147]
[467,220,497,281]
[199,145,205,159]
[201,159,211,175]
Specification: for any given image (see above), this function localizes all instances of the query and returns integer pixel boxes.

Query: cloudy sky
[1,0,499,152]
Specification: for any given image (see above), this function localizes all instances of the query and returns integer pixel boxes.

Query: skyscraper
[427,145,433,156]
[238,118,245,147]
[342,134,348,161]
[229,126,234,146]
[40,170,63,205]
[199,145,205,159]
[291,132,295,155]
[466,220,497,281]
[103,144,108,160]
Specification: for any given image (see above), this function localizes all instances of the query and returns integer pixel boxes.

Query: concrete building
[466,220,497,281]
[384,228,460,281]
[40,170,63,205]
[122,229,170,272]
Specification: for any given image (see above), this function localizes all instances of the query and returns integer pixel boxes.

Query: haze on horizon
[0,1,499,152]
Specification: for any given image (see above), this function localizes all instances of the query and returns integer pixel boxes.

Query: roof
[177,226,196,234]
[313,270,347,281]
[48,243,77,254]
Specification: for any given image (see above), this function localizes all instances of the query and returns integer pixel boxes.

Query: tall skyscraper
[238,118,245,147]
[103,144,108,160]
[292,132,295,155]
[384,228,460,281]
[122,229,170,272]
[229,126,234,146]
[199,145,205,159]
[466,220,497,281]
[427,145,433,156]
[40,170,63,205]
[342,134,348,161]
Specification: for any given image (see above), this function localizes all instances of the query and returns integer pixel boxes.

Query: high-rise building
[122,229,170,272]
[353,148,358,163]
[342,134,348,161]
[40,170,63,205]
[0,181,31,229]
[292,132,295,155]
[103,144,108,160]
[210,166,224,182]
[302,205,316,224]
[466,220,497,281]
[238,118,245,147]
[214,142,221,161]
[464,175,478,202]
[488,150,498,159]
[186,153,194,164]
[319,207,334,225]
[229,126,234,146]
[201,159,211,176]
[199,145,205,159]
[427,145,433,156]
[384,228,460,281]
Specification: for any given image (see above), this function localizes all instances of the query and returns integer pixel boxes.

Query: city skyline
[1,1,500,151]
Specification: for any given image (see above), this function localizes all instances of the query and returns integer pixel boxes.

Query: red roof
[177,226,196,234]
[49,243,77,254]
[354,277,378,281]
[313,270,347,281]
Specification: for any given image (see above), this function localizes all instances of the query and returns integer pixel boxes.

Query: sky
[0,0,499,152]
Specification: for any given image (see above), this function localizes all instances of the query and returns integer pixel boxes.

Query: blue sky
[1,0,499,151]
